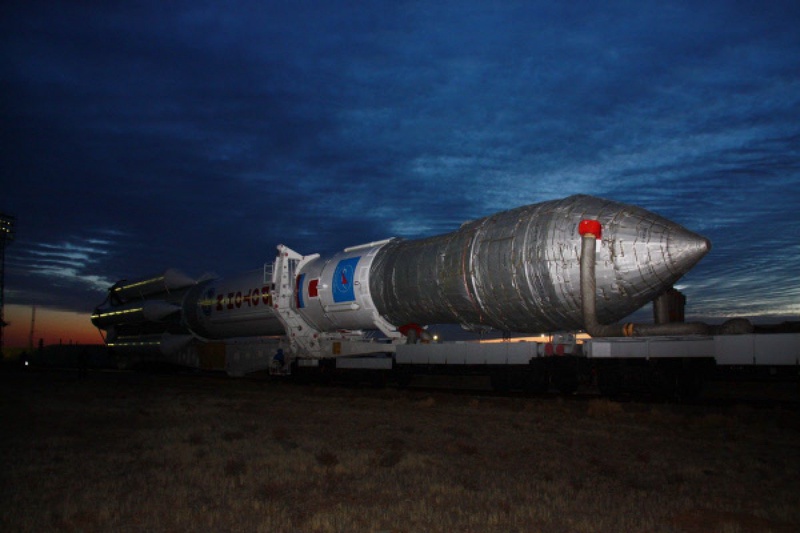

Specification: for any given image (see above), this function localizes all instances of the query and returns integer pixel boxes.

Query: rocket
[92,195,710,354]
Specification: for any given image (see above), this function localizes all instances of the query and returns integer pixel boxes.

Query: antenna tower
[0,213,16,357]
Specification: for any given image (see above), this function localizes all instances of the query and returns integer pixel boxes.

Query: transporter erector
[91,195,799,391]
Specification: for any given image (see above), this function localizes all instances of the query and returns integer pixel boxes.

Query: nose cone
[594,200,712,323]
[666,225,711,278]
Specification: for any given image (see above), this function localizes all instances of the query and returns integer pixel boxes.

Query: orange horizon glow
[2,305,103,348]
[479,332,592,344]
[2,304,596,349]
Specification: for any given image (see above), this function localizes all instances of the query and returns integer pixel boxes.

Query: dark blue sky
[2,0,799,325]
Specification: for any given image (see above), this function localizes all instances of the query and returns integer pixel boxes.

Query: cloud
[1,0,799,324]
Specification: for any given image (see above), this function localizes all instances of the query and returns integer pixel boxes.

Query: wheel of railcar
[523,370,549,394]
[675,360,707,401]
[317,358,335,385]
[370,371,388,389]
[597,362,622,397]
[523,361,549,394]
[395,366,413,388]
[648,362,678,401]
[490,369,510,392]
[289,360,309,384]
[555,375,578,395]
[552,361,578,395]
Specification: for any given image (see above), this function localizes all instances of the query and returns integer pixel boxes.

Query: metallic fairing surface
[369,195,710,332]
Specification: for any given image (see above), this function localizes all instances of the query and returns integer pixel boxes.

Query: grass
[1,369,798,532]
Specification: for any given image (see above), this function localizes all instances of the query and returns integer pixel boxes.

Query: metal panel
[714,335,755,365]
[585,337,714,359]
[462,343,493,364]
[225,338,282,376]
[714,334,800,366]
[336,357,393,370]
[395,342,538,365]
[646,337,715,358]
[507,343,539,364]
[754,334,800,365]
[397,343,470,365]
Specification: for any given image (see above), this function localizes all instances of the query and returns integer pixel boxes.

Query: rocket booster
[92,195,710,346]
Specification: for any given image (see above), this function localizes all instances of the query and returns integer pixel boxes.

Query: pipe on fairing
[578,219,710,337]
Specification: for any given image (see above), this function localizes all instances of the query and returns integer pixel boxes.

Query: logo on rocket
[332,257,360,303]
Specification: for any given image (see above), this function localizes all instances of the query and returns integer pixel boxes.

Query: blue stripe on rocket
[296,273,305,308]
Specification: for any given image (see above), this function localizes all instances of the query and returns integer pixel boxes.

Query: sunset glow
[3,305,102,348]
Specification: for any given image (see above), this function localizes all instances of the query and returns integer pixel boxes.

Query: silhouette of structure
[0,213,16,356]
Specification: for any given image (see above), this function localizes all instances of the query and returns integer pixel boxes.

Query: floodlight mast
[0,213,16,357]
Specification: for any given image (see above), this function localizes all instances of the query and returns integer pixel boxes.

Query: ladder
[270,245,323,361]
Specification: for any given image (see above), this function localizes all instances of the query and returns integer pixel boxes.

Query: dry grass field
[1,369,798,532]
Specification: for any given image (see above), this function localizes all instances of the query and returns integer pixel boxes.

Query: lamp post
[0,213,15,357]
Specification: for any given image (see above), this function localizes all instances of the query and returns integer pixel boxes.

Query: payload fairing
[92,195,710,358]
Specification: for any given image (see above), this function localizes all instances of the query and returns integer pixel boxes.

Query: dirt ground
[1,368,798,532]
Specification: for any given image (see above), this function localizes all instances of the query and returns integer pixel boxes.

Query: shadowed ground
[1,369,798,532]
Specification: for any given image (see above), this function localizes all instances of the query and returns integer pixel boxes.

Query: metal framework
[0,213,16,356]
